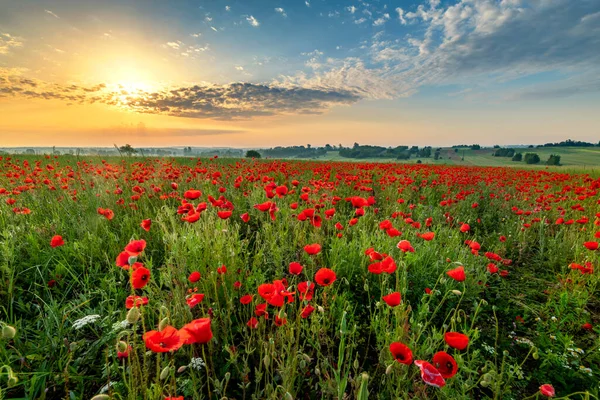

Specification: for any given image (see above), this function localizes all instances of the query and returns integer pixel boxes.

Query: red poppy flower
[397,240,415,253]
[389,342,413,365]
[539,384,555,397]
[217,210,232,219]
[382,292,402,307]
[315,268,336,286]
[184,189,202,200]
[165,397,184,400]
[180,318,213,344]
[126,295,148,309]
[50,235,64,248]
[217,265,227,274]
[274,315,287,326]
[143,326,184,353]
[583,241,598,251]
[459,223,470,233]
[301,305,315,318]
[425,287,432,294]
[289,262,303,275]
[420,232,435,241]
[117,344,131,360]
[414,360,445,387]
[241,212,250,223]
[298,281,314,301]
[487,263,499,274]
[125,239,146,256]
[131,266,151,289]
[582,322,593,330]
[247,317,259,329]
[182,212,200,223]
[444,332,469,350]
[116,251,132,268]
[304,243,321,255]
[381,256,397,274]
[432,351,458,378]
[140,219,151,231]
[186,293,205,308]
[240,294,253,304]
[447,266,466,282]
[189,271,201,282]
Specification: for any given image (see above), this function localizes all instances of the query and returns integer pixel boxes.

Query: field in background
[314,147,600,169]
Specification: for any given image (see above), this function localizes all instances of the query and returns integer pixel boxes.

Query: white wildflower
[73,314,101,330]
[189,357,206,371]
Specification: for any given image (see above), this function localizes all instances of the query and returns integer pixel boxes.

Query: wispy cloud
[44,9,60,19]
[0,33,23,55]
[274,8,287,18]
[246,15,260,27]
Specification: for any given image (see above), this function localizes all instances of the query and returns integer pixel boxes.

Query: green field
[310,147,600,170]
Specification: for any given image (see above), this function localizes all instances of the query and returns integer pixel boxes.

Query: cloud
[305,1,310,7]
[246,15,260,27]
[346,6,357,14]
[354,18,366,24]
[373,13,389,26]
[0,69,361,120]
[0,33,24,55]
[45,9,60,18]
[395,7,407,25]
[275,8,287,18]
[225,5,231,12]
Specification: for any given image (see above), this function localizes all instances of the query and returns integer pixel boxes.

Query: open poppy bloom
[184,189,202,200]
[240,294,253,304]
[125,239,146,256]
[180,318,213,344]
[382,292,401,307]
[459,223,470,233]
[432,351,458,378]
[397,240,415,253]
[444,332,469,350]
[583,241,598,251]
[301,305,315,318]
[50,235,64,248]
[315,268,336,286]
[447,266,466,282]
[125,295,148,309]
[304,243,321,255]
[131,266,151,289]
[419,232,435,241]
[414,360,446,387]
[389,342,412,365]
[188,271,201,282]
[289,262,303,275]
[140,219,151,231]
[143,326,184,353]
[186,293,205,308]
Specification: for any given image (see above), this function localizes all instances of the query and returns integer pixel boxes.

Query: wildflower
[447,266,466,282]
[315,268,336,286]
[304,243,321,255]
[389,342,413,365]
[140,219,151,231]
[72,314,101,330]
[432,351,458,378]
[143,326,184,353]
[50,235,64,248]
[539,384,555,397]
[188,271,201,283]
[414,360,445,387]
[180,318,213,344]
[382,292,401,307]
[131,266,151,289]
[444,332,469,350]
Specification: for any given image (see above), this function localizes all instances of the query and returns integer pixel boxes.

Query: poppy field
[0,155,599,400]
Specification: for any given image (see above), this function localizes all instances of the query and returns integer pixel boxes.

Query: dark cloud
[0,73,362,120]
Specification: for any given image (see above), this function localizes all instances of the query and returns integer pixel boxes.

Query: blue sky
[0,0,599,147]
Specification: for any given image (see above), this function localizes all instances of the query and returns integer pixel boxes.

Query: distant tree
[434,150,441,160]
[25,149,35,154]
[454,148,459,153]
[493,145,500,148]
[546,154,561,166]
[353,142,359,149]
[416,160,422,164]
[494,148,515,157]
[512,153,523,162]
[119,144,137,156]
[325,144,333,151]
[528,145,534,148]
[471,144,481,150]
[245,150,261,158]
[524,153,540,164]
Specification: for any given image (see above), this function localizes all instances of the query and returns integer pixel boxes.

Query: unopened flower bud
[126,307,141,324]
[160,366,170,380]
[116,340,128,353]
[177,365,187,374]
[451,290,462,296]
[91,395,110,400]
[2,325,16,339]
[159,317,169,331]
[386,364,393,375]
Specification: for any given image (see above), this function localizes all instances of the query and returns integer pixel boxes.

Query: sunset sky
[1,0,599,148]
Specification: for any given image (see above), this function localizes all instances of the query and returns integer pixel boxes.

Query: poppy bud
[263,355,270,368]
[2,325,16,339]
[160,366,170,380]
[386,364,394,375]
[284,392,294,400]
[116,340,128,353]
[177,366,187,373]
[91,396,110,400]
[451,290,462,296]
[126,307,141,324]
[353,359,359,369]
[315,367,320,376]
[318,306,325,313]
[159,317,169,331]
